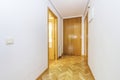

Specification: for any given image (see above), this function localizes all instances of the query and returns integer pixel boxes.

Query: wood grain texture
[63,17,82,56]
[48,20,55,60]
[37,56,95,80]
[48,9,58,60]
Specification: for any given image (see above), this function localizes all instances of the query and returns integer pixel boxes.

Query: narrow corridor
[37,56,94,80]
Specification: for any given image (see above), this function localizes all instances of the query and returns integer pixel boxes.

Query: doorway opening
[48,9,58,66]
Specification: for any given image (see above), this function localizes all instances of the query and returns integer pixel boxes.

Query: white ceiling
[50,0,89,18]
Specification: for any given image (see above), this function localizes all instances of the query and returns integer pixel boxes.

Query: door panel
[63,17,82,56]
[48,9,58,61]
[49,20,55,60]
[73,18,81,55]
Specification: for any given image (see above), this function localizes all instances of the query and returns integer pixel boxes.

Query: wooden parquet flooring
[37,56,94,80]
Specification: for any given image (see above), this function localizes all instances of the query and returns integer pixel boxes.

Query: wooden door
[49,19,55,60]
[63,17,82,56]
[48,9,58,60]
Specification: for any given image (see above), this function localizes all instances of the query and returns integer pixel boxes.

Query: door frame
[84,12,88,62]
[48,8,58,67]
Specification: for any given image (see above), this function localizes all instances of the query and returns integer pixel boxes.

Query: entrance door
[63,17,82,56]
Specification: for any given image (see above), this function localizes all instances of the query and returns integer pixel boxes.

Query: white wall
[88,0,120,80]
[0,0,63,80]
[81,16,85,55]
[58,19,63,56]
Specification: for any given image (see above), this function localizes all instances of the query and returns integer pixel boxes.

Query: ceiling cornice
[63,15,83,19]
[83,0,90,17]
[49,0,63,19]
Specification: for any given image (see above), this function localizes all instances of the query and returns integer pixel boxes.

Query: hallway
[37,56,94,80]
[1,0,120,80]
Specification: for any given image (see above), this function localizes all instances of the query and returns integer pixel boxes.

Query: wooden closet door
[63,17,82,56]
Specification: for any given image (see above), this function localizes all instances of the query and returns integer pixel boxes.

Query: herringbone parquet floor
[37,56,94,80]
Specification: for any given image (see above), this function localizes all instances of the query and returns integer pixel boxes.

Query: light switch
[6,38,14,45]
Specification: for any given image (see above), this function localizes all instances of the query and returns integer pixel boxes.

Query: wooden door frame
[84,12,88,62]
[48,8,58,67]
